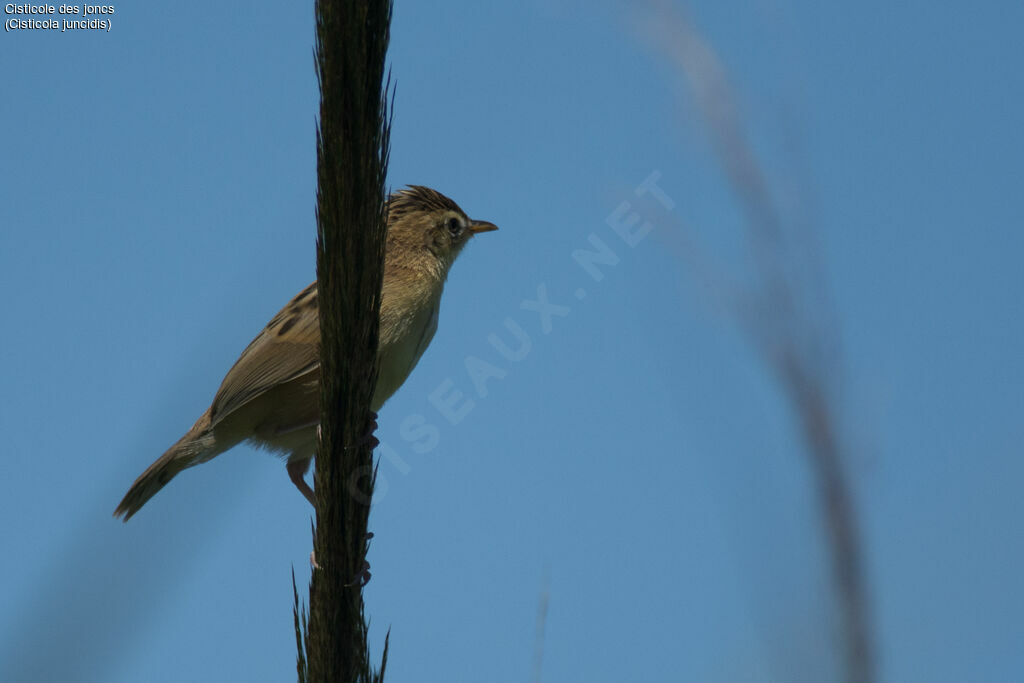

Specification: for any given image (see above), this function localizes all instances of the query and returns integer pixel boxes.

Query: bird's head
[386,186,498,280]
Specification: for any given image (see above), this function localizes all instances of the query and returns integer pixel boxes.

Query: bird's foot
[310,532,375,587]
[347,410,379,450]
[345,560,372,588]
[315,411,379,450]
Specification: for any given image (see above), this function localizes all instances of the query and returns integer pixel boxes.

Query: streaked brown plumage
[114,186,497,520]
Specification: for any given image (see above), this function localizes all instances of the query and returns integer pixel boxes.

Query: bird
[114,186,497,521]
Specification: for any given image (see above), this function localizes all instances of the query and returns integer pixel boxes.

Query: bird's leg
[297,412,378,507]
[344,411,377,585]
[306,413,379,585]
[287,457,316,507]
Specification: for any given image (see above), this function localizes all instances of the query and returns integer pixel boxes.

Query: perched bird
[115,186,497,521]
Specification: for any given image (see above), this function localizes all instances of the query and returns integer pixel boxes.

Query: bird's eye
[447,217,463,236]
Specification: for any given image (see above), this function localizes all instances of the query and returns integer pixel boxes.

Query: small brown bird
[115,186,497,520]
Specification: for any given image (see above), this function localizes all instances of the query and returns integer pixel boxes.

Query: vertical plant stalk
[637,3,874,682]
[306,0,392,681]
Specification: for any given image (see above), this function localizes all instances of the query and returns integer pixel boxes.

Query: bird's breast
[373,295,440,410]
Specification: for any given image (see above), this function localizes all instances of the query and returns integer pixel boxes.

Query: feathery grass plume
[302,0,393,680]
[635,3,874,682]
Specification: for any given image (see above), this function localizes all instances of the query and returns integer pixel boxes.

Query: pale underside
[199,283,441,467]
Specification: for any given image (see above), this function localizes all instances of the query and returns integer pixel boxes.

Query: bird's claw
[317,412,379,450]
[345,560,372,588]
[310,532,375,587]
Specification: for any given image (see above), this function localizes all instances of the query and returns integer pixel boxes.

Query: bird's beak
[469,220,499,235]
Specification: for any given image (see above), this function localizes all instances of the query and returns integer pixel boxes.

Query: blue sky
[2,2,1022,681]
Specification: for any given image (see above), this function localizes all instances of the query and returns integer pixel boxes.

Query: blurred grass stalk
[636,3,875,682]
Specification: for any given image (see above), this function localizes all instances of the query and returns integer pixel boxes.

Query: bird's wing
[209,282,321,426]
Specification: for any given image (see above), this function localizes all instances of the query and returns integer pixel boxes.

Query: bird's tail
[114,411,217,521]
